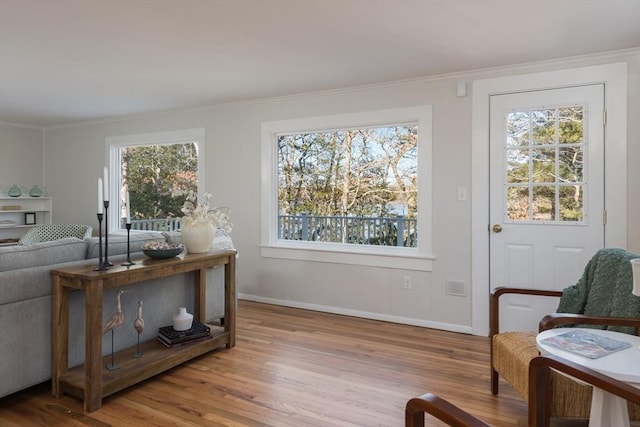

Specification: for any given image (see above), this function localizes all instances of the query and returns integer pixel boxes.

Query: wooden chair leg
[491,367,499,395]
[528,357,551,427]
[405,410,425,427]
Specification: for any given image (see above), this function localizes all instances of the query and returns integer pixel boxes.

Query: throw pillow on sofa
[17,224,92,245]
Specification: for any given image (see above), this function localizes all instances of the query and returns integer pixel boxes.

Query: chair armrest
[405,393,490,427]
[539,313,640,333]
[529,354,640,427]
[490,287,563,336]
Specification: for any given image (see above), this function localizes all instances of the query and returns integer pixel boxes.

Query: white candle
[126,191,131,223]
[97,178,103,214]
[103,167,109,201]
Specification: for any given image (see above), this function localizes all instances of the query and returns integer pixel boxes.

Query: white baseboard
[237,293,473,334]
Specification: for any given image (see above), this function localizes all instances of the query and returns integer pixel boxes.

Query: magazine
[540,330,631,359]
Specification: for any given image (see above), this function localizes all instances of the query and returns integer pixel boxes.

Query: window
[106,128,205,232]
[504,105,586,223]
[261,107,433,271]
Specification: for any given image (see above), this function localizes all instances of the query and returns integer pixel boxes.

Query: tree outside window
[505,105,585,222]
[277,125,418,247]
[107,128,205,233]
[120,142,198,229]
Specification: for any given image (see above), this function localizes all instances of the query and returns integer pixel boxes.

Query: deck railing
[278,214,417,247]
[129,214,417,248]
[129,218,182,232]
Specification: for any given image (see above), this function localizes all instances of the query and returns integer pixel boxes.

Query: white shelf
[0,196,52,241]
[0,210,49,214]
[0,196,51,200]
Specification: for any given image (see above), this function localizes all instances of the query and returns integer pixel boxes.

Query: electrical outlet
[403,275,412,289]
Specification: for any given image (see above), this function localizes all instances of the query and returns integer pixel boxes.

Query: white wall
[0,124,44,195]
[41,50,640,334]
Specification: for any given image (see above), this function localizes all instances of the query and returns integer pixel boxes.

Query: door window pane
[531,109,556,145]
[559,146,583,182]
[507,186,529,220]
[559,107,584,144]
[532,186,555,221]
[532,148,556,183]
[503,104,586,223]
[506,112,530,147]
[559,185,584,221]
[507,149,529,183]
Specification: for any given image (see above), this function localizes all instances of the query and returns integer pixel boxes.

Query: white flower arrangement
[179,191,233,232]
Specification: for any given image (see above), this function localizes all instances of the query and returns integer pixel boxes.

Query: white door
[489,85,605,332]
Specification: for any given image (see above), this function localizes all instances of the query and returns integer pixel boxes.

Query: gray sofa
[0,231,231,399]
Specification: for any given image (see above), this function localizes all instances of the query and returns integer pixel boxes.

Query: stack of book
[157,321,212,347]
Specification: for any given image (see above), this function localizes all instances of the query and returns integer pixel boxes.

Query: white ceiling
[1,0,638,128]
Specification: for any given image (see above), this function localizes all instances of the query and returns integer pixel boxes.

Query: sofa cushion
[0,257,90,306]
[0,237,87,272]
[85,231,165,259]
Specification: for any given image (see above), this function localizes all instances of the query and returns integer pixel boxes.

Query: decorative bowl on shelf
[142,241,184,259]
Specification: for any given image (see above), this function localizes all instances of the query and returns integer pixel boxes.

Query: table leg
[195,268,206,322]
[225,254,236,348]
[51,276,69,398]
[84,280,104,412]
[589,388,630,427]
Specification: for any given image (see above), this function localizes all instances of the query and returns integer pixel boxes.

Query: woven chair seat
[493,332,640,420]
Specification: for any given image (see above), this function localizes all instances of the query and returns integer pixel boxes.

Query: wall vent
[446,280,466,297]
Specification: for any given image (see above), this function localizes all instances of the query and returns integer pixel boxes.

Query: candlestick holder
[103,200,113,267]
[121,223,136,266]
[94,213,109,271]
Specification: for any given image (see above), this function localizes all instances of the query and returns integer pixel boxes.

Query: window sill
[260,241,434,271]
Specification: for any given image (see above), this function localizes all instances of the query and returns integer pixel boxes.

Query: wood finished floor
[0,301,591,426]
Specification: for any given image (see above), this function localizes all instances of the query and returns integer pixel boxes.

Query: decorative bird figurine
[133,300,144,358]
[103,289,126,334]
[104,289,128,370]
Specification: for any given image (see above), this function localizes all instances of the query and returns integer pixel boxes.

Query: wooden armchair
[405,393,489,427]
[490,248,640,420]
[405,354,640,427]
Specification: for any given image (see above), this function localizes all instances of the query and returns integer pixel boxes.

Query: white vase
[181,221,214,253]
[173,307,193,331]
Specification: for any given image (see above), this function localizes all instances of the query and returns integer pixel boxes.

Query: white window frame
[261,106,434,271]
[105,128,205,233]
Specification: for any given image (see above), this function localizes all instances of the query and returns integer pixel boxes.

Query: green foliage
[277,126,418,219]
[122,143,197,221]
[505,107,584,222]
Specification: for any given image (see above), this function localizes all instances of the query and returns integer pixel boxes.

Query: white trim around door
[471,62,628,336]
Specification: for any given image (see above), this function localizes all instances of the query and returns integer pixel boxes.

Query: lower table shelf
[58,329,230,401]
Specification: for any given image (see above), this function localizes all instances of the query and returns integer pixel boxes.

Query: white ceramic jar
[181,221,214,253]
[173,307,194,331]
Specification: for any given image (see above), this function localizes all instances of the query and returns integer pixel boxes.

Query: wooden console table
[51,249,236,412]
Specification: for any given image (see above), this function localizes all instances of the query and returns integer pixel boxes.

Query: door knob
[492,224,502,233]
